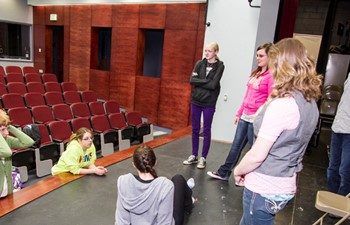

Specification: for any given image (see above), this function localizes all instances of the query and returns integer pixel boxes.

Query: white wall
[0,0,33,67]
[204,0,279,142]
[0,0,33,23]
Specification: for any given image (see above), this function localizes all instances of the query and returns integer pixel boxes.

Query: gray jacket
[332,77,350,133]
[115,173,175,225]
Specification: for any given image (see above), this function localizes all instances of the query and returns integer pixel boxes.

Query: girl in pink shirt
[208,42,274,181]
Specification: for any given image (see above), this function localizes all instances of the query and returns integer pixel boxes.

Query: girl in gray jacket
[115,145,194,225]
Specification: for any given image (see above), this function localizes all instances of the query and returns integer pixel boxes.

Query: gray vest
[254,91,319,177]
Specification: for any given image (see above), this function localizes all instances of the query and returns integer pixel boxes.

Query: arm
[236,87,249,118]
[5,125,34,149]
[79,164,107,175]
[233,137,274,184]
[66,144,107,175]
[0,135,12,158]
[190,63,225,90]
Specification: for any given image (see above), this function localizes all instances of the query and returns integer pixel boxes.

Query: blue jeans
[217,119,254,179]
[240,188,289,225]
[327,131,350,196]
[191,104,216,158]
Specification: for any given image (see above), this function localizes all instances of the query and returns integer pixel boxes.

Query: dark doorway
[143,29,164,78]
[52,26,64,82]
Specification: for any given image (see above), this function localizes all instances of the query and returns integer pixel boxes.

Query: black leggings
[171,174,194,225]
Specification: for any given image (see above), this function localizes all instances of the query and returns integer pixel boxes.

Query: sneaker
[197,157,206,169]
[192,196,198,204]
[207,171,228,181]
[187,178,195,189]
[183,155,198,165]
[328,213,342,219]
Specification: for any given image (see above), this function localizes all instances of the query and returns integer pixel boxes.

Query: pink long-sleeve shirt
[236,70,274,118]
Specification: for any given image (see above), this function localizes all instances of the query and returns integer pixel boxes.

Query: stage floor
[0,131,348,225]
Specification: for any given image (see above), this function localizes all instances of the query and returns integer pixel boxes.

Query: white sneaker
[187,178,195,189]
[197,157,206,169]
[183,155,198,165]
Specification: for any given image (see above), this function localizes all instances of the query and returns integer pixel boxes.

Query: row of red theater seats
[0,65,39,76]
[0,72,58,84]
[0,90,99,110]
[0,81,77,96]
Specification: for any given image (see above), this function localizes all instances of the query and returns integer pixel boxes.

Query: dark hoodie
[190,58,225,107]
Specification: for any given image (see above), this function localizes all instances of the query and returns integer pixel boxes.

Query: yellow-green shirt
[51,140,96,175]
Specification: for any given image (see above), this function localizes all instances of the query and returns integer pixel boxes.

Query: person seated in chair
[0,110,34,198]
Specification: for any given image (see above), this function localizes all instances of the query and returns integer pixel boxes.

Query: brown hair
[268,38,322,101]
[133,145,158,178]
[251,42,274,77]
[68,127,93,144]
[0,109,11,127]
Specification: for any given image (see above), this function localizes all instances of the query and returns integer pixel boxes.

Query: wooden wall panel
[69,26,90,90]
[110,28,138,75]
[198,3,207,31]
[69,66,90,91]
[162,30,198,81]
[157,80,191,129]
[134,76,160,124]
[92,5,112,27]
[33,7,46,25]
[33,62,46,74]
[109,73,136,112]
[90,69,110,100]
[33,25,46,65]
[63,6,70,26]
[32,3,206,130]
[63,26,70,81]
[165,4,200,30]
[70,6,91,27]
[139,4,166,29]
[194,29,205,66]
[45,6,65,26]
[45,28,53,73]
[112,5,139,28]
[69,27,91,67]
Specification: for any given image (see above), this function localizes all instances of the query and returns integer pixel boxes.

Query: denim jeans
[217,119,254,179]
[240,188,289,225]
[327,131,350,196]
[191,104,216,158]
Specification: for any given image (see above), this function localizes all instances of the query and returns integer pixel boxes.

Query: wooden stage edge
[0,126,192,217]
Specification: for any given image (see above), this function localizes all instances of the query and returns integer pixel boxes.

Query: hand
[233,173,245,187]
[97,166,108,172]
[192,72,198,77]
[234,116,240,125]
[94,167,107,176]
